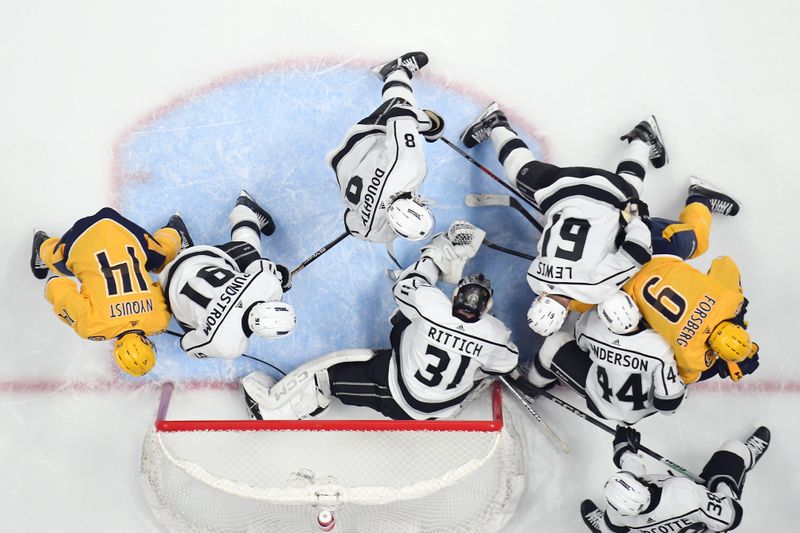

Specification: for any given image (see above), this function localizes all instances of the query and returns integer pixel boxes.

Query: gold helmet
[114,331,156,376]
[708,321,752,363]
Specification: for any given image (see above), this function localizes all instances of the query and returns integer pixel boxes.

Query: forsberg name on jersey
[359,167,386,227]
[427,325,483,356]
[675,295,716,348]
[589,343,650,372]
[109,298,154,318]
[202,275,248,335]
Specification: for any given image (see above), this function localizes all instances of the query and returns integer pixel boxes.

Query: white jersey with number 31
[389,258,519,419]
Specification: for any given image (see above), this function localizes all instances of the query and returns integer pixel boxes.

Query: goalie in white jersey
[242,221,519,421]
[460,105,667,336]
[159,191,295,359]
[525,291,686,425]
[581,424,771,533]
[326,51,444,244]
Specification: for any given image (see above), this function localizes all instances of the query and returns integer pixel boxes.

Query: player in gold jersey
[624,178,759,384]
[30,207,192,376]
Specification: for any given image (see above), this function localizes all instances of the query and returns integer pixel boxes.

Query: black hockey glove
[613,425,641,468]
[275,264,292,293]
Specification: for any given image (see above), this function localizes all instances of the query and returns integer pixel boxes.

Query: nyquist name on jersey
[590,344,650,372]
[675,295,716,348]
[109,298,154,318]
[202,275,247,335]
[359,167,386,226]
[427,326,483,356]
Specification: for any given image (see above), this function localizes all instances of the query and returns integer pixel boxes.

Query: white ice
[1,1,799,531]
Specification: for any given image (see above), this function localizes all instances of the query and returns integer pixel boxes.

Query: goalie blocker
[243,220,519,421]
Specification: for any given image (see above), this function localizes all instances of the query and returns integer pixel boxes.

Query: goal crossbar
[154,381,505,433]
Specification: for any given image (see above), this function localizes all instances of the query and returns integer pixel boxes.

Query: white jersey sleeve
[159,246,283,359]
[388,257,519,420]
[575,311,686,425]
[604,475,742,532]
[327,108,428,243]
[526,173,651,304]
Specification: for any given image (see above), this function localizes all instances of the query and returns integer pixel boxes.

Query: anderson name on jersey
[575,311,686,425]
[524,171,651,305]
[389,257,519,419]
[159,245,283,359]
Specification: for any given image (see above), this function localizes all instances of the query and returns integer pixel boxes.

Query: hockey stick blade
[465,193,512,207]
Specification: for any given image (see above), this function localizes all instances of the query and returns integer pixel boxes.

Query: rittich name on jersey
[675,295,716,348]
[109,298,154,318]
[202,274,248,335]
[427,325,483,356]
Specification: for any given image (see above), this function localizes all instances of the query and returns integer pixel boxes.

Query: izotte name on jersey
[109,298,154,318]
[589,343,650,372]
[675,295,716,348]
[359,166,386,226]
[427,325,484,356]
[202,274,248,335]
[638,516,694,533]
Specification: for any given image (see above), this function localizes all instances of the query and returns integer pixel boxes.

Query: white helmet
[603,471,651,516]
[527,295,568,336]
[387,197,435,241]
[247,301,296,339]
[597,291,642,334]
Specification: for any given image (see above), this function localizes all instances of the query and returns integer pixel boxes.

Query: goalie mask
[452,274,493,323]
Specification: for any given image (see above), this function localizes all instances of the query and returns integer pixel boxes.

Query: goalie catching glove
[420,220,485,283]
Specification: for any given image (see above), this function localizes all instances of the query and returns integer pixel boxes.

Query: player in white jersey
[524,291,686,424]
[326,51,444,243]
[159,191,295,359]
[241,221,519,421]
[460,105,666,336]
[580,424,771,532]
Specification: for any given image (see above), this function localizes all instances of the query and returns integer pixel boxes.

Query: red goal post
[141,381,526,532]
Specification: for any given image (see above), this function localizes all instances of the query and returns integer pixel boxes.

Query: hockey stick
[440,136,542,214]
[510,377,704,483]
[164,330,288,376]
[291,231,350,276]
[466,193,543,232]
[499,376,570,453]
[483,239,535,261]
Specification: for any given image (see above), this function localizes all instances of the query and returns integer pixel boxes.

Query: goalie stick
[499,376,570,453]
[510,376,704,483]
[483,239,535,261]
[440,136,543,214]
[466,193,543,232]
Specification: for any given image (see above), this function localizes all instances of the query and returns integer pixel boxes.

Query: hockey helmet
[247,301,297,339]
[114,331,156,377]
[452,274,493,322]
[387,197,435,241]
[527,294,569,336]
[708,321,752,363]
[597,291,642,334]
[603,471,651,516]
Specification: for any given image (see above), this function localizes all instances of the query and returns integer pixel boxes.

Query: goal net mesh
[140,385,526,532]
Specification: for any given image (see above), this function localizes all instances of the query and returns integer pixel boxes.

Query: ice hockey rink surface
[2,1,799,531]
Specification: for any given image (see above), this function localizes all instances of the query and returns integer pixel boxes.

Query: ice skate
[371,51,428,80]
[165,213,194,249]
[236,190,276,236]
[620,115,668,168]
[30,231,50,280]
[459,102,513,148]
[688,176,741,216]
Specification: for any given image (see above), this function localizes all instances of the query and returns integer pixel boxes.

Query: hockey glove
[275,264,292,293]
[613,425,642,468]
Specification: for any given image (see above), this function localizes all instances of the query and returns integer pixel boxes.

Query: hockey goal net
[141,382,526,533]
